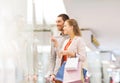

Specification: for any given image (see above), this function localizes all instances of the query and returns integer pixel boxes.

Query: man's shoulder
[54,35,69,39]
[54,35,63,39]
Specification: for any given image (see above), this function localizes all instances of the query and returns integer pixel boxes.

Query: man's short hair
[58,14,69,21]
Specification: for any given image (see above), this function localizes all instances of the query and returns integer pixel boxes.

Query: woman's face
[63,21,72,35]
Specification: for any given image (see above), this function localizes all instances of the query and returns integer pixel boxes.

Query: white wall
[64,0,120,50]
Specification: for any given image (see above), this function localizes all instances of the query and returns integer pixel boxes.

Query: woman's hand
[51,36,58,47]
[60,50,75,57]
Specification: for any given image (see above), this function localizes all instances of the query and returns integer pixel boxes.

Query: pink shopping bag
[63,62,82,83]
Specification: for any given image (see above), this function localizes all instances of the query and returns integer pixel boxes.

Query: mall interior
[0,0,120,83]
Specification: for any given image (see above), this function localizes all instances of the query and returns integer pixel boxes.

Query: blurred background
[0,0,120,83]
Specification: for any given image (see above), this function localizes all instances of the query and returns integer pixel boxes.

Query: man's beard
[57,27,63,31]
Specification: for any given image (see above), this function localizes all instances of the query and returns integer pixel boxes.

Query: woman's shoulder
[74,36,86,44]
[74,36,83,40]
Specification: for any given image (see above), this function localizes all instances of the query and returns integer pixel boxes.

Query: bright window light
[111,53,116,61]
[27,0,66,25]
[85,46,91,52]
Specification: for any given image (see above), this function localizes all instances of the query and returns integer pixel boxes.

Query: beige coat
[62,36,87,82]
[48,35,69,75]
[60,36,87,69]
[48,36,87,76]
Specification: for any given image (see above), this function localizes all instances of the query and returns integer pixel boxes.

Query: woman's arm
[76,38,86,62]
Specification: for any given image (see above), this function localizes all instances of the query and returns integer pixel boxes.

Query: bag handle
[81,69,85,83]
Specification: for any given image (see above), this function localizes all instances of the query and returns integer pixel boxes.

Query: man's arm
[48,42,56,75]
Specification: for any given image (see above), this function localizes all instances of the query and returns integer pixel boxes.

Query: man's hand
[51,36,58,47]
[49,74,56,82]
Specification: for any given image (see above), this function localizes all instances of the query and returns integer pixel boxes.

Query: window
[27,0,66,25]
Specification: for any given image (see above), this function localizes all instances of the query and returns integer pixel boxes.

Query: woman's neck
[69,33,75,40]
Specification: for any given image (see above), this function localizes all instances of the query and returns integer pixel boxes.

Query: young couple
[49,14,87,83]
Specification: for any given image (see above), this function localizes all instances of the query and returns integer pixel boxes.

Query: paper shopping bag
[56,62,66,81]
[65,57,79,70]
[63,62,82,83]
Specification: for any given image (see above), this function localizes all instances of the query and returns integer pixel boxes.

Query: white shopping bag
[65,57,79,70]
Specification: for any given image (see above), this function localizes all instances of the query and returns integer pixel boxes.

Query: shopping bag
[63,62,82,83]
[65,57,79,70]
[83,68,87,79]
[55,62,66,82]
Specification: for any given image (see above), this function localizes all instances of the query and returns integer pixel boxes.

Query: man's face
[56,17,64,31]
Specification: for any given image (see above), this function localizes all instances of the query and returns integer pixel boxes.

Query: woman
[52,19,87,83]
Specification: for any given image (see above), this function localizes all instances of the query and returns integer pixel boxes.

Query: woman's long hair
[66,19,82,36]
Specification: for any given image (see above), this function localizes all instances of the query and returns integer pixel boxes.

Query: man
[48,14,69,83]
